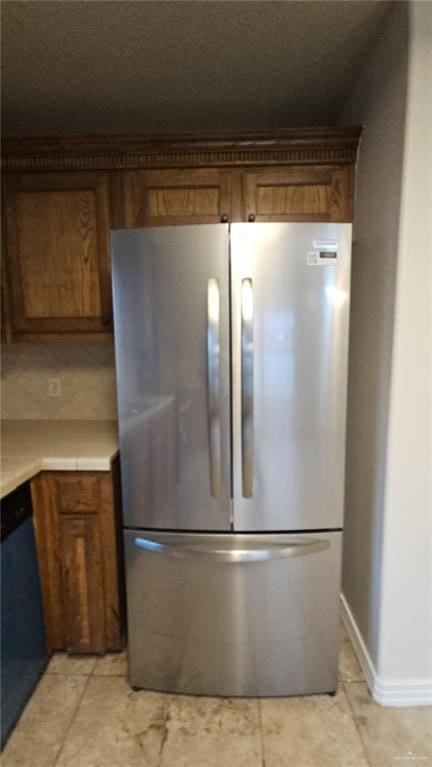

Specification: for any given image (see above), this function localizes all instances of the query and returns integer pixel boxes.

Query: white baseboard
[340,593,432,706]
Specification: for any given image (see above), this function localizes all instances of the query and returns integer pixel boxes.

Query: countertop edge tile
[1,420,119,499]
[40,457,79,471]
[76,457,113,471]
[0,460,42,498]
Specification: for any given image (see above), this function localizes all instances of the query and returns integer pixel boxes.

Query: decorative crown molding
[2,128,362,172]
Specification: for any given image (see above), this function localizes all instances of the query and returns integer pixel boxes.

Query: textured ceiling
[2,1,391,137]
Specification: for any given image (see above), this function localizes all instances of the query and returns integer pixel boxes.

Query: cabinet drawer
[55,476,102,515]
[125,530,342,696]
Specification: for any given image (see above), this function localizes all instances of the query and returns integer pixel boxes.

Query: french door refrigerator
[111,222,351,697]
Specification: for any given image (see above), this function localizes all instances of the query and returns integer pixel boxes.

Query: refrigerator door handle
[241,278,254,498]
[207,278,222,497]
[134,537,330,562]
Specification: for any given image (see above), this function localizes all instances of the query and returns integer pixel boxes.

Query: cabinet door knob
[102,316,111,326]
[220,213,229,223]
[248,214,256,222]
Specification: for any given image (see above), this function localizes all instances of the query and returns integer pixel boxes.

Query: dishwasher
[1,482,48,748]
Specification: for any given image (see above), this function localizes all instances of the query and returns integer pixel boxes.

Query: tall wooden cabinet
[2,129,361,342]
[31,465,124,653]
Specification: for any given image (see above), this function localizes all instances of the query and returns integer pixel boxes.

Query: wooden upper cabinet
[120,168,242,227]
[1,130,361,343]
[242,165,354,223]
[4,172,113,341]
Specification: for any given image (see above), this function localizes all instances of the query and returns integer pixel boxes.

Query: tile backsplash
[1,343,118,420]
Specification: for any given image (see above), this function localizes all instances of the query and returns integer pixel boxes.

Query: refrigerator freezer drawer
[124,530,342,697]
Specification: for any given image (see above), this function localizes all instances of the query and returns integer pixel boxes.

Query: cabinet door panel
[31,470,123,653]
[243,166,353,222]
[17,190,101,318]
[60,515,105,653]
[123,168,242,226]
[4,172,113,339]
[56,475,101,514]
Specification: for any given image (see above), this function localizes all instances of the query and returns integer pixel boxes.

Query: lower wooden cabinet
[31,465,124,653]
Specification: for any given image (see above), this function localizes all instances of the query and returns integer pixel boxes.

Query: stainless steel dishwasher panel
[124,530,342,697]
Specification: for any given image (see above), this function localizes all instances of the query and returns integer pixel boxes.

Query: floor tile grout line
[47,671,127,678]
[257,698,267,767]
[46,654,98,677]
[156,694,174,767]
[92,673,127,678]
[46,671,95,676]
[52,674,92,767]
[342,681,373,767]
[90,651,126,677]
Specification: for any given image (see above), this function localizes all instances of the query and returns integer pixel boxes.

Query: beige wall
[1,342,117,420]
[341,0,432,697]
[379,1,432,683]
[341,1,409,669]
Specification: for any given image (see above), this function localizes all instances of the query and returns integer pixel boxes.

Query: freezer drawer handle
[207,278,222,497]
[241,278,254,498]
[134,537,330,562]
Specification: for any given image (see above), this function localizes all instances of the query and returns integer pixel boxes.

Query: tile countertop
[0,420,119,499]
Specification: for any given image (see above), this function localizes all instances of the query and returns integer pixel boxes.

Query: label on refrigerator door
[313,239,339,252]
[306,248,338,265]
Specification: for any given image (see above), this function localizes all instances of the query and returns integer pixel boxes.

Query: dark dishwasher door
[1,483,48,748]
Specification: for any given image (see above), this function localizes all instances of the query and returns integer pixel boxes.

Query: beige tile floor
[3,625,431,767]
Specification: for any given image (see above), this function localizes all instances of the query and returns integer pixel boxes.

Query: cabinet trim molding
[2,128,362,172]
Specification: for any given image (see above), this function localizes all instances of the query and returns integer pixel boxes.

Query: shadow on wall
[339,1,409,665]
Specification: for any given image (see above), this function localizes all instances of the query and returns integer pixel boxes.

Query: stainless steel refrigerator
[111,222,351,697]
